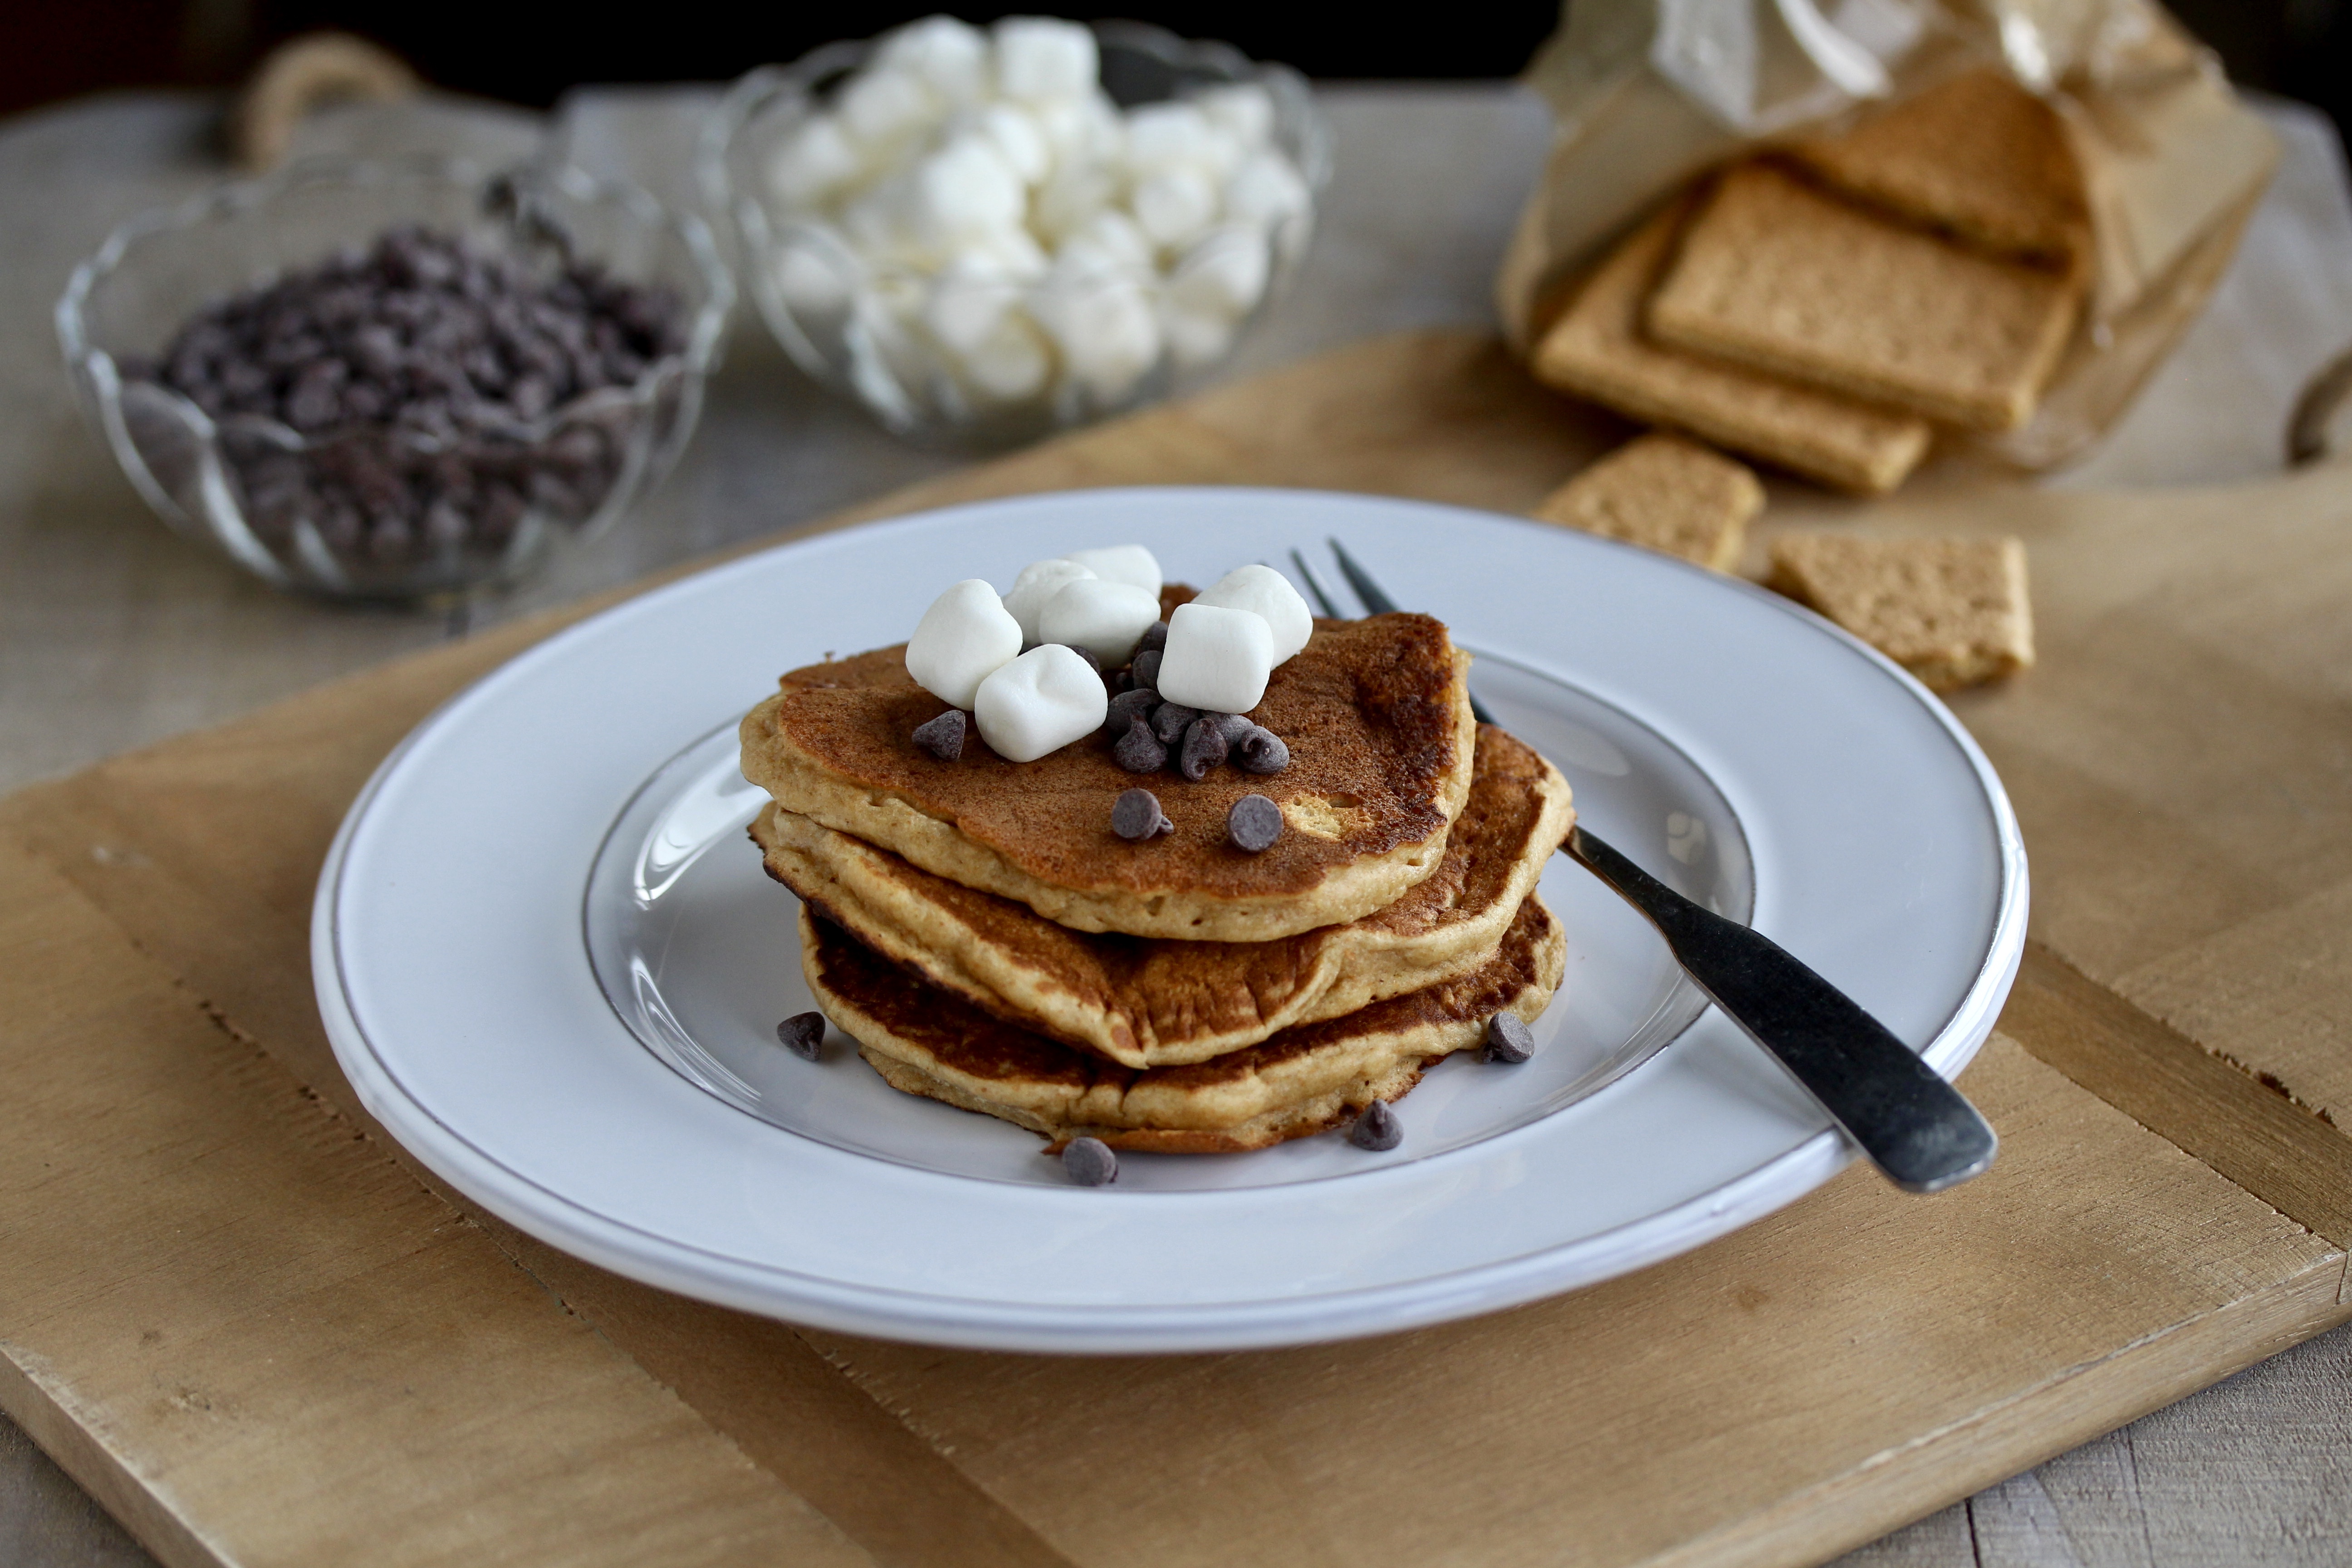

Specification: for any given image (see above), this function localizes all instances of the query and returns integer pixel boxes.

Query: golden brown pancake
[754,724,1573,1067]
[738,600,1477,942]
[801,895,1567,1153]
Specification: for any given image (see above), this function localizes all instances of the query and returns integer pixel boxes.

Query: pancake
[801,894,1567,1153]
[754,724,1574,1068]
[738,603,1477,942]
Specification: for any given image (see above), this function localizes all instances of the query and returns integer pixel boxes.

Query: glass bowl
[56,157,733,602]
[700,20,1330,449]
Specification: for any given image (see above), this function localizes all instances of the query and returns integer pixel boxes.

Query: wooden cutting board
[3,329,2347,1568]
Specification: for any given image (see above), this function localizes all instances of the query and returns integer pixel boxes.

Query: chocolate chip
[1062,1136,1118,1185]
[1482,1012,1536,1064]
[1207,712,1254,742]
[1134,620,1169,656]
[1113,717,1169,773]
[1151,702,1200,744]
[1111,788,1171,840]
[1104,687,1156,737]
[1058,643,1101,674]
[1227,793,1283,852]
[776,1011,826,1061]
[912,709,966,761]
[1348,1101,1402,1151]
[1233,726,1290,774]
[1179,717,1230,781]
[1130,648,1162,692]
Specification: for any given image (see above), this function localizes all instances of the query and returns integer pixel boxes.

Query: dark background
[5,0,2348,141]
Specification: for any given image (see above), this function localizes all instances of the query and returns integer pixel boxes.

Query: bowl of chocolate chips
[57,157,731,600]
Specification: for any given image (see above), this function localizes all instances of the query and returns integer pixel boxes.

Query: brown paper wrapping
[1496,0,2279,469]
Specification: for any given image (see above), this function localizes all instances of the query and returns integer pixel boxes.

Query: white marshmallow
[1196,83,1275,147]
[973,644,1108,762]
[954,310,1054,403]
[1124,102,1218,174]
[774,238,853,318]
[1156,602,1276,714]
[924,261,1020,355]
[838,66,941,154]
[1170,226,1269,321]
[1161,304,1235,370]
[910,135,1025,246]
[1038,274,1161,401]
[1058,544,1161,596]
[769,114,865,209]
[1038,578,1161,664]
[1224,149,1310,228]
[1069,208,1152,270]
[1031,162,1117,246]
[875,15,989,105]
[971,102,1050,185]
[1131,167,1219,250]
[994,17,1100,104]
[1001,557,1097,642]
[905,579,1023,709]
[1192,564,1313,662]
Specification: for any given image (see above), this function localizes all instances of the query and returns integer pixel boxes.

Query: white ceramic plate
[315,487,2026,1352]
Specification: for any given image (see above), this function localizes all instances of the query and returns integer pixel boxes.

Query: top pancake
[738,605,1477,942]
[754,724,1573,1067]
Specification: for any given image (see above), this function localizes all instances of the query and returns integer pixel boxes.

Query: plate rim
[312,485,2029,1352]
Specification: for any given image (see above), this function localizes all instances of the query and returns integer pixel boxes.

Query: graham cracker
[1648,162,2083,432]
[1767,533,2034,691]
[1531,432,1761,571]
[1529,201,1932,495]
[1789,67,2090,266]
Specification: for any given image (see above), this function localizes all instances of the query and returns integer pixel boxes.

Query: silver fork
[1296,540,1998,1194]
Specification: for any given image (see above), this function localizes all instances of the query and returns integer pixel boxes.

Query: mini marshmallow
[974,644,1109,761]
[838,66,941,153]
[971,102,1050,185]
[1038,577,1161,664]
[1031,163,1118,245]
[769,115,865,208]
[1156,601,1276,713]
[1124,102,1219,174]
[994,17,1099,103]
[905,579,1023,708]
[1039,275,1161,401]
[1192,563,1313,662]
[1196,83,1275,147]
[1059,543,1161,596]
[775,239,853,317]
[911,136,1025,245]
[1161,304,1235,371]
[1224,149,1311,229]
[1070,208,1152,269]
[1002,557,1097,642]
[875,15,989,105]
[1132,167,1219,250]
[924,261,1019,355]
[954,310,1054,402]
[1170,226,1269,321]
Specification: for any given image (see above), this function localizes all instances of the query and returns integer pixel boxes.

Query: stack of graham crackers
[1525,68,2071,691]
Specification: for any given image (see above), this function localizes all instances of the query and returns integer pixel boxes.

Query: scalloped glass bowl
[57,158,732,601]
[701,22,1330,449]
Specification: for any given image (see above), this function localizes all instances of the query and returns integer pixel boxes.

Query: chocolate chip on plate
[912,708,966,761]
[1482,1012,1536,1064]
[1348,1101,1402,1151]
[1129,648,1162,692]
[1134,620,1169,657]
[1062,1136,1118,1186]
[1112,788,1173,841]
[1113,716,1169,773]
[1227,793,1283,852]
[1104,687,1156,737]
[1150,701,1199,744]
[1179,716,1230,781]
[1233,725,1289,774]
[775,1011,826,1061]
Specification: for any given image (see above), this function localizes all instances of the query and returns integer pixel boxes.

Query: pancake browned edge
[755,725,1574,1068]
[739,602,1477,942]
[801,897,1568,1154]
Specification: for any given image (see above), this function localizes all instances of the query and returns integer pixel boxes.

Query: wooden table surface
[1,81,2347,1568]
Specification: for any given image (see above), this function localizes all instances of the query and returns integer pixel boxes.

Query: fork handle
[1566,826,1997,1192]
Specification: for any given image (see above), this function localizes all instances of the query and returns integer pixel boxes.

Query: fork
[1295,541,1998,1194]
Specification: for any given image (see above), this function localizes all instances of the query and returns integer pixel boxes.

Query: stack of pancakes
[737,593,1577,1154]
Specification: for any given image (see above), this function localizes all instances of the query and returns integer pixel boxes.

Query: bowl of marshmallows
[701,15,1328,446]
